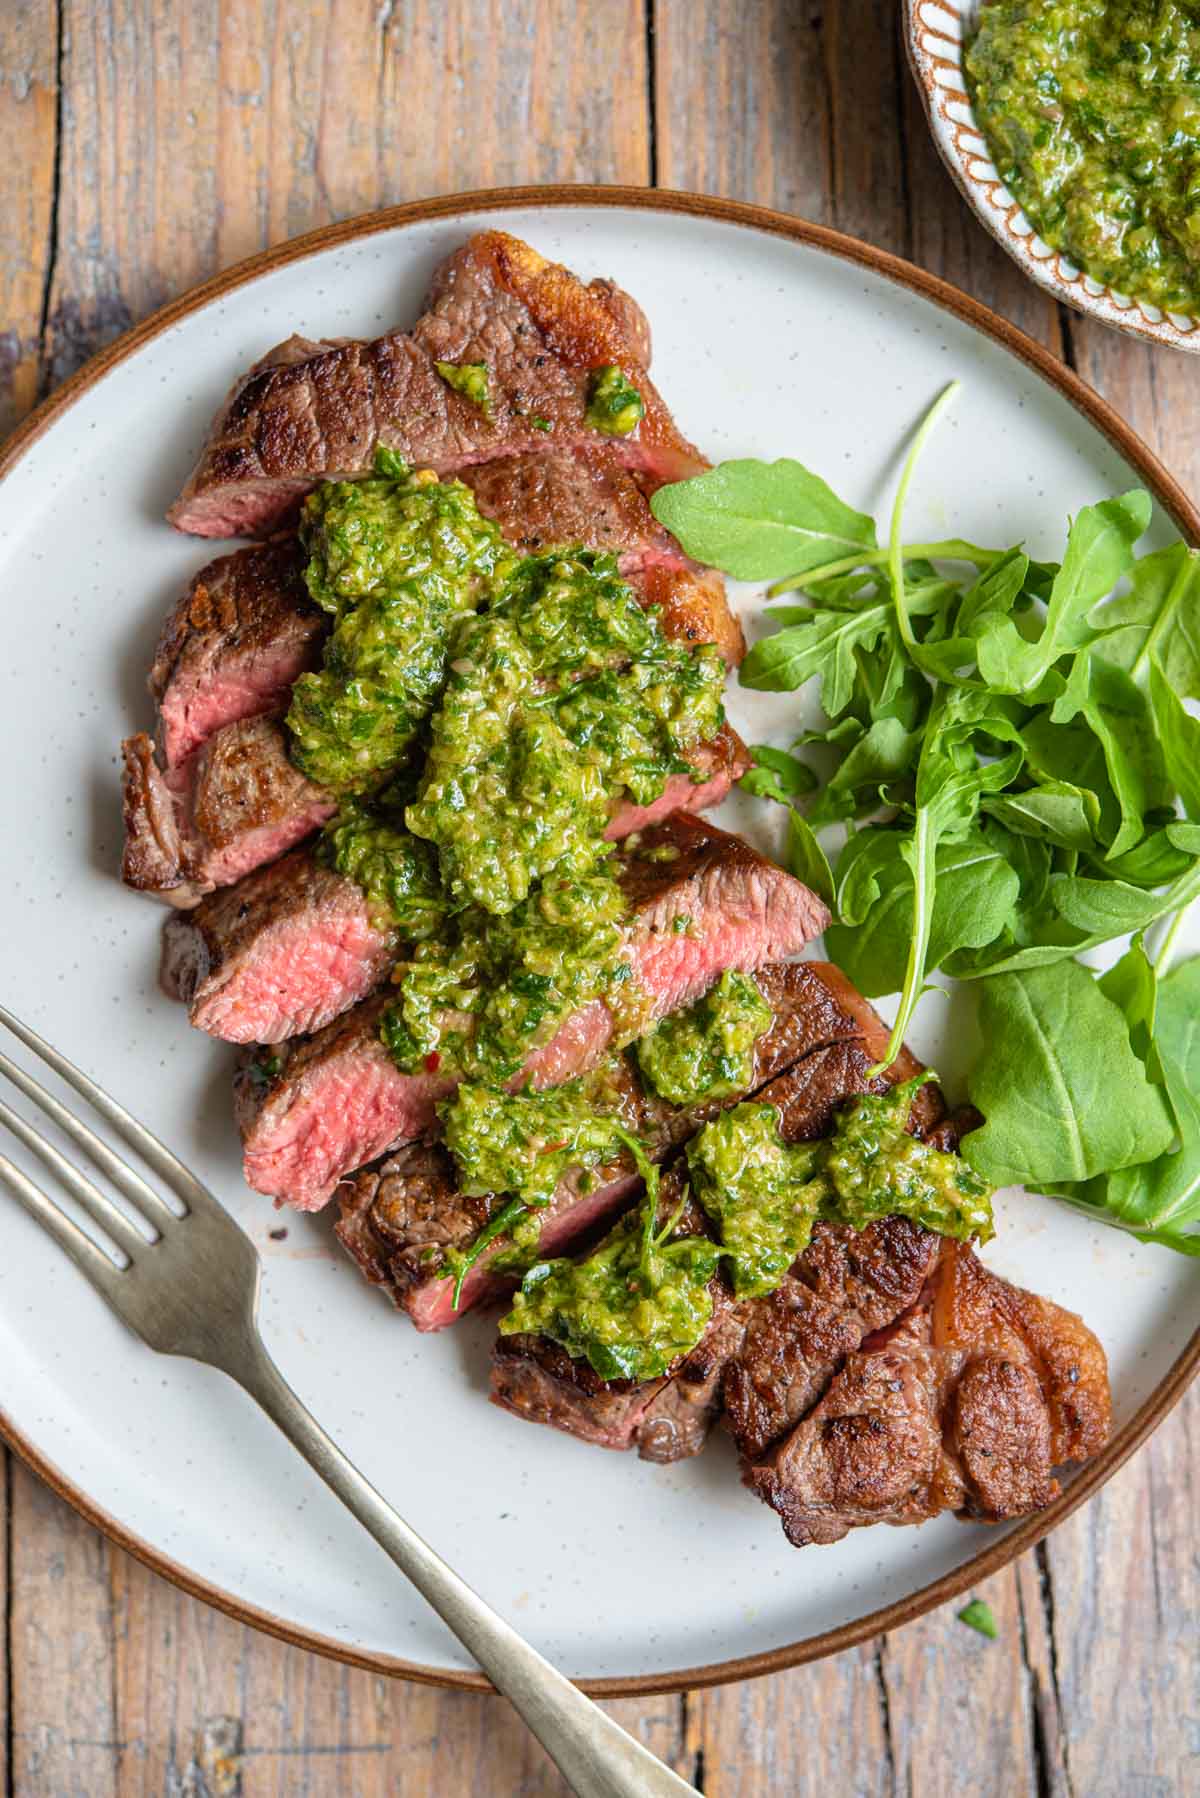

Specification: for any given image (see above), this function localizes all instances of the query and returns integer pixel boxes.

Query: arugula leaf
[740,601,896,713]
[807,717,921,825]
[975,491,1152,693]
[1089,542,1200,698]
[961,960,1175,1187]
[1097,934,1158,1066]
[1048,653,1170,857]
[1099,827,1199,888]
[785,810,836,910]
[981,781,1102,853]
[825,831,1019,997]
[1045,956,1200,1253]
[1147,660,1200,819]
[739,745,818,802]
[650,459,877,582]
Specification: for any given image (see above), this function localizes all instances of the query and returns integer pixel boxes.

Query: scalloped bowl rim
[904,0,1200,352]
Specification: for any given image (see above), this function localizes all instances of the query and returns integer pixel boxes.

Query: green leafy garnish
[958,1599,998,1639]
[651,383,1200,1253]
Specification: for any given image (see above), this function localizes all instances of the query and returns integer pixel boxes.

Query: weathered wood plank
[9,1460,118,1798]
[0,1,58,431]
[41,0,650,390]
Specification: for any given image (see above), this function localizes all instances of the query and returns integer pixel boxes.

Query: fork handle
[234,1340,697,1798]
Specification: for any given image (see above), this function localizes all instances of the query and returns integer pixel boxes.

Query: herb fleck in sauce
[434,360,491,413]
[286,454,514,793]
[636,970,773,1106]
[585,365,646,436]
[967,0,1200,311]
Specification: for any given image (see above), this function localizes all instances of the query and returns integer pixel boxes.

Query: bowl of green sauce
[904,0,1200,350]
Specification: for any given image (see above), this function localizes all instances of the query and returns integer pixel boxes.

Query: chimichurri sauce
[967,0,1200,312]
[380,862,652,1086]
[405,550,725,916]
[499,1194,721,1383]
[503,1074,996,1374]
[442,1065,638,1209]
[319,802,447,939]
[636,970,773,1105]
[286,455,516,793]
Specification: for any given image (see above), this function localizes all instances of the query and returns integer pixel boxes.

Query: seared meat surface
[235,814,830,1211]
[121,717,335,908]
[168,233,706,538]
[745,1241,1111,1544]
[335,962,882,1329]
[487,1024,942,1459]
[149,540,321,769]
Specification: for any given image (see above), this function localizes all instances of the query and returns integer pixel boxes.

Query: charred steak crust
[485,1024,943,1462]
[168,232,707,539]
[333,961,886,1328]
[121,716,334,907]
[744,1242,1111,1547]
[236,814,830,1211]
[149,540,322,769]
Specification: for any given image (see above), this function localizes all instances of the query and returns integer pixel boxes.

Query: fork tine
[0,1099,153,1258]
[0,1048,180,1225]
[0,1004,216,1217]
[0,1151,126,1298]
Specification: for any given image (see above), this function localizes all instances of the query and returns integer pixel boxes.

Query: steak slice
[149,540,322,769]
[121,718,335,908]
[159,722,749,1041]
[168,232,706,538]
[335,961,879,1330]
[744,1241,1111,1546]
[235,814,831,1210]
[486,1029,946,1460]
[460,452,745,668]
[160,845,398,1042]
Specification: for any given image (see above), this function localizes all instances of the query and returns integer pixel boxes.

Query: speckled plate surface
[0,190,1197,1693]
[905,0,1200,352]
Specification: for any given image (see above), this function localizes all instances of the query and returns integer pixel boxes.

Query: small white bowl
[903,0,1200,351]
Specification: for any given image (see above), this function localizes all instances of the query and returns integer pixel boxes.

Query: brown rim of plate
[0,183,1197,1698]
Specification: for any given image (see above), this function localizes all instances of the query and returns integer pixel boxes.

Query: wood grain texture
[2,0,1198,1793]
[0,1,57,432]
[43,0,650,389]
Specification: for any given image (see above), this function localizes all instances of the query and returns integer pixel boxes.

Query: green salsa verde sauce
[635,970,774,1105]
[380,860,652,1086]
[434,360,491,413]
[499,1075,996,1378]
[585,365,646,436]
[318,801,447,939]
[500,1193,722,1383]
[405,550,725,916]
[286,455,516,793]
[967,0,1200,311]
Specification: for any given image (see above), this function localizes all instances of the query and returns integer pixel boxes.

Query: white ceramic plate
[1,191,1196,1692]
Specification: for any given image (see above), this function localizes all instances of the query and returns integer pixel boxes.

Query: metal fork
[0,1006,696,1798]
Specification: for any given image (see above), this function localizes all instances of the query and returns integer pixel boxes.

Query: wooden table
[1,4,1196,1792]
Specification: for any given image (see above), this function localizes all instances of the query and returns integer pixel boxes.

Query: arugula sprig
[651,387,1200,1253]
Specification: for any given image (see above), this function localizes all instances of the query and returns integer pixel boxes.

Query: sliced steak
[486,1030,946,1461]
[236,814,830,1210]
[488,1171,733,1455]
[160,845,397,1041]
[460,451,745,667]
[335,961,879,1329]
[169,232,706,538]
[160,720,749,1041]
[149,540,322,769]
[121,718,335,908]
[745,1241,1111,1546]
